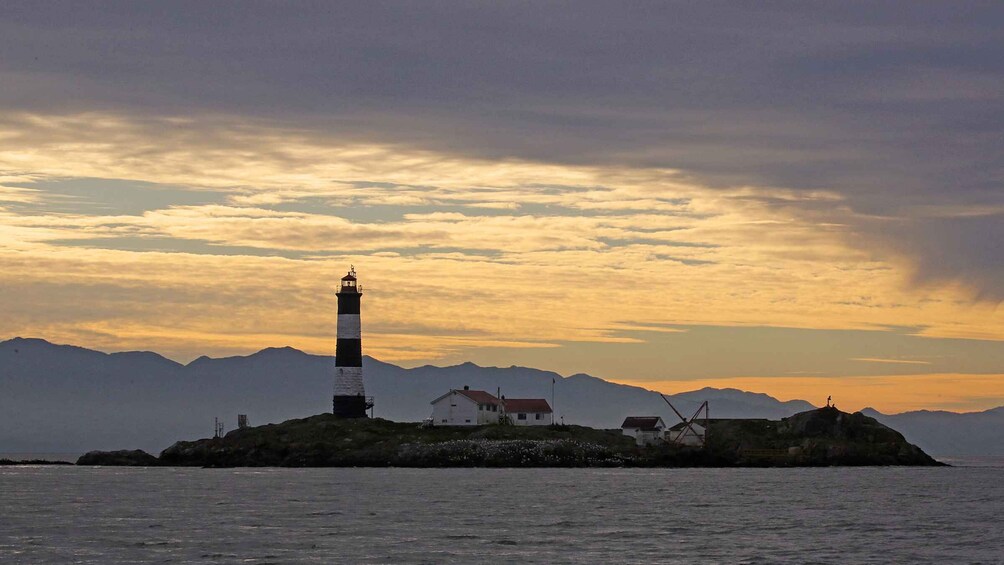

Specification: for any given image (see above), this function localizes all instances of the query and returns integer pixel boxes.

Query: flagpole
[551,377,555,425]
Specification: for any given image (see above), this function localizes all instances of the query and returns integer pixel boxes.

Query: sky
[1,2,1002,413]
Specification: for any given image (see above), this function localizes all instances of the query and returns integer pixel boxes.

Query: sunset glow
[2,4,1002,414]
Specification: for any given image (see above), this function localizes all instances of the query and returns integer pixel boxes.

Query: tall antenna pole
[551,377,555,425]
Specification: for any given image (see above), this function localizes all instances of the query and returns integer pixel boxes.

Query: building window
[441,419,447,423]
[492,405,497,412]
[465,419,471,423]
[478,404,483,411]
[517,413,527,420]
[535,413,542,420]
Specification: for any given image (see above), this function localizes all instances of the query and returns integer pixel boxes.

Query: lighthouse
[333,266,369,418]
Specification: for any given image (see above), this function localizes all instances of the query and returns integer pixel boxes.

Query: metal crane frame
[661,395,709,448]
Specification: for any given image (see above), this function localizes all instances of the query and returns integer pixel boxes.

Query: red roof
[621,417,665,431]
[503,398,552,414]
[457,389,502,406]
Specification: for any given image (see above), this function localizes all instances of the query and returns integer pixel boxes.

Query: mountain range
[1,337,1000,457]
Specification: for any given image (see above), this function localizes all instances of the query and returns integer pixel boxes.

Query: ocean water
[1,467,1002,564]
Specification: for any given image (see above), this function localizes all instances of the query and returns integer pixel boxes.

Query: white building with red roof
[430,386,503,426]
[429,387,553,426]
[502,398,553,426]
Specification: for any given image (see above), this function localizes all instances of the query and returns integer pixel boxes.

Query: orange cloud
[0,111,1001,387]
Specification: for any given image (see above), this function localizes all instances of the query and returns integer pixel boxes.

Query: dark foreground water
[2,467,1002,564]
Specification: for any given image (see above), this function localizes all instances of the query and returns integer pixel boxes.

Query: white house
[503,398,553,426]
[667,421,706,447]
[429,387,553,426]
[621,416,667,446]
[430,387,503,426]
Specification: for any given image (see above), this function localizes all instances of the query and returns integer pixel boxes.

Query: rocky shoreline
[73,407,943,468]
[0,458,74,466]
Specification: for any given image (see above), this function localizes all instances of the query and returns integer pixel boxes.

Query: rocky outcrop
[0,458,73,465]
[76,449,159,466]
[158,415,636,467]
[706,406,942,466]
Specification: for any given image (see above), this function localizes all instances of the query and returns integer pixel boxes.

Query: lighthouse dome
[339,266,359,293]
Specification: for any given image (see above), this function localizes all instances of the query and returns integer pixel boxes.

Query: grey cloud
[1,2,1003,294]
[5,177,229,215]
[864,213,1004,300]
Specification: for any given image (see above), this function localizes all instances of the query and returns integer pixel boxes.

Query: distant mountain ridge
[1,337,999,457]
[861,406,1004,459]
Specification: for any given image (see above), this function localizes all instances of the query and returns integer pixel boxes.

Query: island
[0,458,74,466]
[75,406,942,467]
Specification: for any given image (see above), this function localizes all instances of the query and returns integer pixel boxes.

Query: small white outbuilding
[502,398,553,426]
[621,416,667,446]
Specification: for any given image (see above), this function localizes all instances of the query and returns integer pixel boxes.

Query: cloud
[0,4,1002,384]
[863,213,1004,301]
[0,3,1002,300]
[851,358,932,366]
[0,185,41,204]
[0,113,1001,363]
[1,152,1001,368]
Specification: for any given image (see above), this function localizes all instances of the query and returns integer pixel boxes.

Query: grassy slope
[160,415,640,467]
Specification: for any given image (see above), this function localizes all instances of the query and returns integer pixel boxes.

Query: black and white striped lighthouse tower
[333,266,368,418]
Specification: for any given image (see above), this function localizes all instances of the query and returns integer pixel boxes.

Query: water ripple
[1,467,1002,563]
